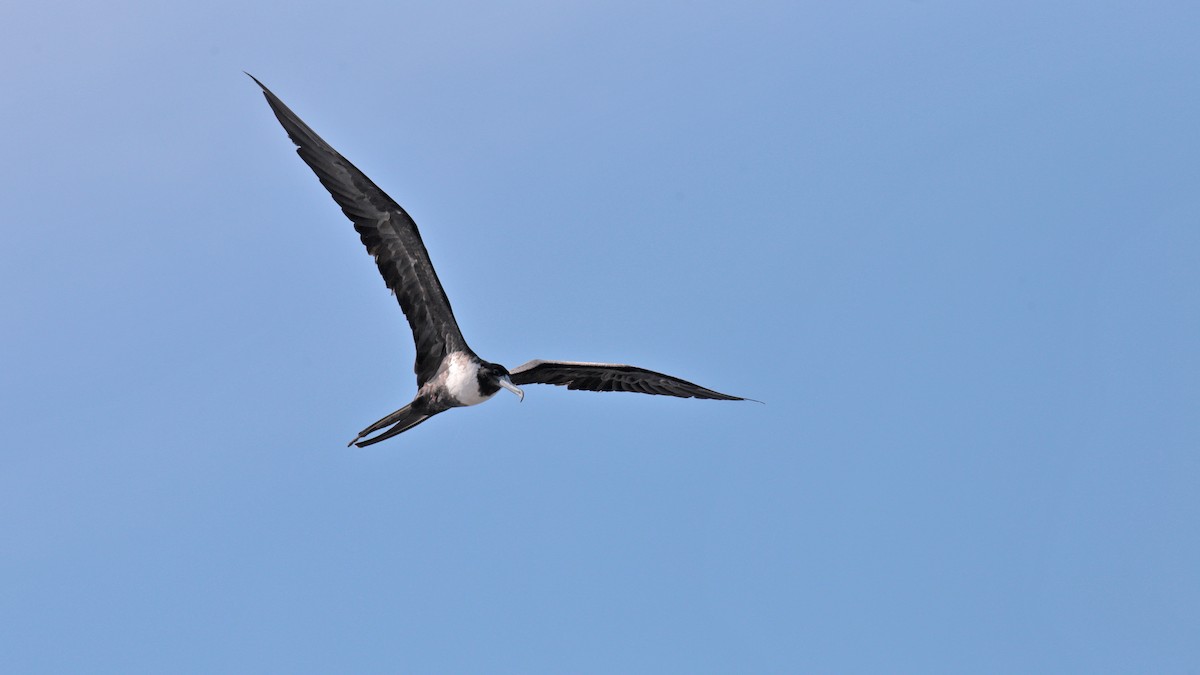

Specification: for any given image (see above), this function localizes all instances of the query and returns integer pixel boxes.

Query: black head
[476,362,523,401]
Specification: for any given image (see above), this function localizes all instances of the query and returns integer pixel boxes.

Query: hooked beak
[498,375,524,402]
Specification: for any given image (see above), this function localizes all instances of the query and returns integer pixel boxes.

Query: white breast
[443,352,494,406]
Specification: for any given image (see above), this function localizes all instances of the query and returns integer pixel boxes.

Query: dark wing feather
[249,74,470,386]
[509,360,744,400]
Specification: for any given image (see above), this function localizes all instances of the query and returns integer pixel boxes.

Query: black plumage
[250,75,748,446]
[509,361,744,400]
[249,73,468,386]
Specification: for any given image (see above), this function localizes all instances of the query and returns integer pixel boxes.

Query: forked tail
[348,403,434,448]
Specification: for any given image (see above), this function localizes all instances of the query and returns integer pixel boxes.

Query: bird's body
[249,74,749,446]
[440,352,496,407]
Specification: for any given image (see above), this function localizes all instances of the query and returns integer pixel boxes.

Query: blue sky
[3,1,1198,672]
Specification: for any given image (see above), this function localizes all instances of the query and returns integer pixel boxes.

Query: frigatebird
[249,75,748,446]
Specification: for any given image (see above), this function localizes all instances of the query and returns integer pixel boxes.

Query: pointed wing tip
[244,72,285,109]
[244,72,283,104]
[709,390,760,403]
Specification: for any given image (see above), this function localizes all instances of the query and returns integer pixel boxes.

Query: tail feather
[348,404,435,447]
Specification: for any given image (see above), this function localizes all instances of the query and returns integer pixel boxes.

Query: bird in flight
[249,74,749,446]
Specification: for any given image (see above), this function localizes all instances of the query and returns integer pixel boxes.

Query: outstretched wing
[509,360,744,400]
[250,74,470,386]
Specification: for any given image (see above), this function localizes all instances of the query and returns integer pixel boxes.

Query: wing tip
[244,71,267,91]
